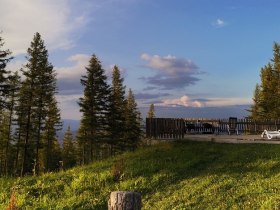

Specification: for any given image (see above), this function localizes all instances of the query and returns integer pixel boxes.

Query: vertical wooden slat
[146,118,280,139]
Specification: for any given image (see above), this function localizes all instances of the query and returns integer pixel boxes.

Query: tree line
[0,32,142,176]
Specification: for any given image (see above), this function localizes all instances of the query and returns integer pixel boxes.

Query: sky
[1,0,280,120]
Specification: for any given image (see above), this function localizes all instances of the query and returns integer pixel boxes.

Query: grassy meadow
[1,140,280,209]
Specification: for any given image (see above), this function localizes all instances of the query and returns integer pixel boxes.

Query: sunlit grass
[1,140,280,209]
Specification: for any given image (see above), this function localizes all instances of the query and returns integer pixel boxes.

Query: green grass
[2,140,280,209]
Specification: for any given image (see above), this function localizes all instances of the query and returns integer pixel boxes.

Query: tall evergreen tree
[0,34,13,109]
[0,111,10,175]
[76,121,87,165]
[0,34,13,175]
[78,54,110,163]
[62,126,76,169]
[16,32,61,176]
[147,104,155,118]
[14,77,32,176]
[108,65,126,154]
[124,88,142,151]
[250,84,263,120]
[2,71,21,175]
[270,42,280,117]
[250,42,280,119]
[40,96,62,172]
[0,72,20,175]
[260,64,275,118]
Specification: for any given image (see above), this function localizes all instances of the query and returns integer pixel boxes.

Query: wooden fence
[146,118,280,139]
[146,118,185,139]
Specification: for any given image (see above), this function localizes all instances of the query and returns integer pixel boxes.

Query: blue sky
[1,0,280,120]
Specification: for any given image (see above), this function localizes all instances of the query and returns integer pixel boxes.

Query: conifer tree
[78,54,110,163]
[260,64,275,118]
[147,104,155,118]
[2,72,21,175]
[17,32,60,176]
[0,34,13,109]
[250,42,280,119]
[124,88,142,151]
[250,84,263,120]
[0,34,14,175]
[14,78,31,175]
[76,121,88,165]
[0,111,10,175]
[108,65,126,154]
[270,42,280,117]
[62,126,76,169]
[41,96,62,172]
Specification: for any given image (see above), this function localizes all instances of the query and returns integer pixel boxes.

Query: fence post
[108,191,141,210]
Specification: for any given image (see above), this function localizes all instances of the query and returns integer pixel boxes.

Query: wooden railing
[146,118,280,139]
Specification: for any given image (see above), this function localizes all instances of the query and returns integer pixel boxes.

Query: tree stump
[108,191,141,210]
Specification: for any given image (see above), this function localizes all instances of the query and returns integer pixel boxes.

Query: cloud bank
[140,53,202,90]
[157,95,251,108]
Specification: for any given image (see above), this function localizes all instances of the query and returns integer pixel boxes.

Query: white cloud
[141,53,199,75]
[56,54,91,80]
[160,95,205,108]
[0,0,90,55]
[212,18,227,28]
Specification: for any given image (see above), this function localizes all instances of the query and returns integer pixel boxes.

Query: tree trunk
[21,106,32,177]
[108,191,141,210]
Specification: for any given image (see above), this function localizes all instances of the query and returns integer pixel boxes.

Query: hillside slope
[1,141,280,209]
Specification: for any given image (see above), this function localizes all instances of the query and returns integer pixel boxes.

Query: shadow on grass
[117,141,280,202]
[7,140,280,209]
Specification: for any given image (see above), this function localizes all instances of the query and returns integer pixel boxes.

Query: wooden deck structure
[146,118,280,139]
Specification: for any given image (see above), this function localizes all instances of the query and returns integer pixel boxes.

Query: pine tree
[250,42,280,119]
[250,84,263,120]
[0,111,10,175]
[147,104,155,118]
[41,96,62,172]
[261,64,275,118]
[76,121,88,165]
[2,72,21,175]
[124,89,142,151]
[62,126,76,169]
[108,65,126,154]
[0,34,13,109]
[17,32,60,176]
[270,42,280,117]
[0,34,13,175]
[14,78,32,176]
[78,54,110,163]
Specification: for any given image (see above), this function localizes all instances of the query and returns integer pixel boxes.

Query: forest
[0,32,142,177]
